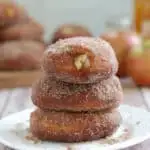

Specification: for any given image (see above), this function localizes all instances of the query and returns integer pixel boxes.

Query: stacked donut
[50,24,92,44]
[30,37,123,142]
[0,1,45,70]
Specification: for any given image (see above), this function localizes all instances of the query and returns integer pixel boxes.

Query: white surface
[141,88,150,109]
[14,0,132,40]
[0,105,150,150]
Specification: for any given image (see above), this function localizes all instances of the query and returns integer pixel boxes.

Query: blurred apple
[101,31,141,77]
[127,39,150,86]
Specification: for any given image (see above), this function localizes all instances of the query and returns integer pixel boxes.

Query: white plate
[0,105,150,150]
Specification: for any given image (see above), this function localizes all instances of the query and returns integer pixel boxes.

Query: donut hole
[65,45,95,71]
[74,54,90,70]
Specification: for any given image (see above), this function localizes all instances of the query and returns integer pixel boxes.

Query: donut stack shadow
[30,37,123,142]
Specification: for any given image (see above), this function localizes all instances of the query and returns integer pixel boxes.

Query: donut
[0,1,28,27]
[50,24,92,44]
[32,76,123,112]
[30,109,121,142]
[0,41,45,70]
[0,18,44,42]
[42,37,118,84]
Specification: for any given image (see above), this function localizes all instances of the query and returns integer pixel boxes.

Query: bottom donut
[30,109,121,142]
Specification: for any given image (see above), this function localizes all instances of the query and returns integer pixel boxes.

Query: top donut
[0,1,28,27]
[42,37,118,84]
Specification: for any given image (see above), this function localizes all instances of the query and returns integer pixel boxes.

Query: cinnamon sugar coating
[42,37,118,84]
[32,76,123,111]
[30,109,121,142]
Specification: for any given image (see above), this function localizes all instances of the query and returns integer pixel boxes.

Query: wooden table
[0,78,150,150]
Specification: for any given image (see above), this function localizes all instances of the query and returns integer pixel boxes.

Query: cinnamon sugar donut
[42,37,118,84]
[0,41,45,70]
[0,1,28,27]
[32,76,123,111]
[50,24,92,44]
[0,18,44,42]
[30,109,121,142]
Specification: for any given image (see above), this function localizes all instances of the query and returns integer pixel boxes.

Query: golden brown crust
[0,18,44,41]
[30,109,121,142]
[32,76,123,111]
[0,41,45,70]
[42,37,118,84]
[51,24,92,44]
[0,1,28,27]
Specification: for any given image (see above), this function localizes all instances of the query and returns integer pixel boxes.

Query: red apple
[127,40,150,86]
[101,31,140,77]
